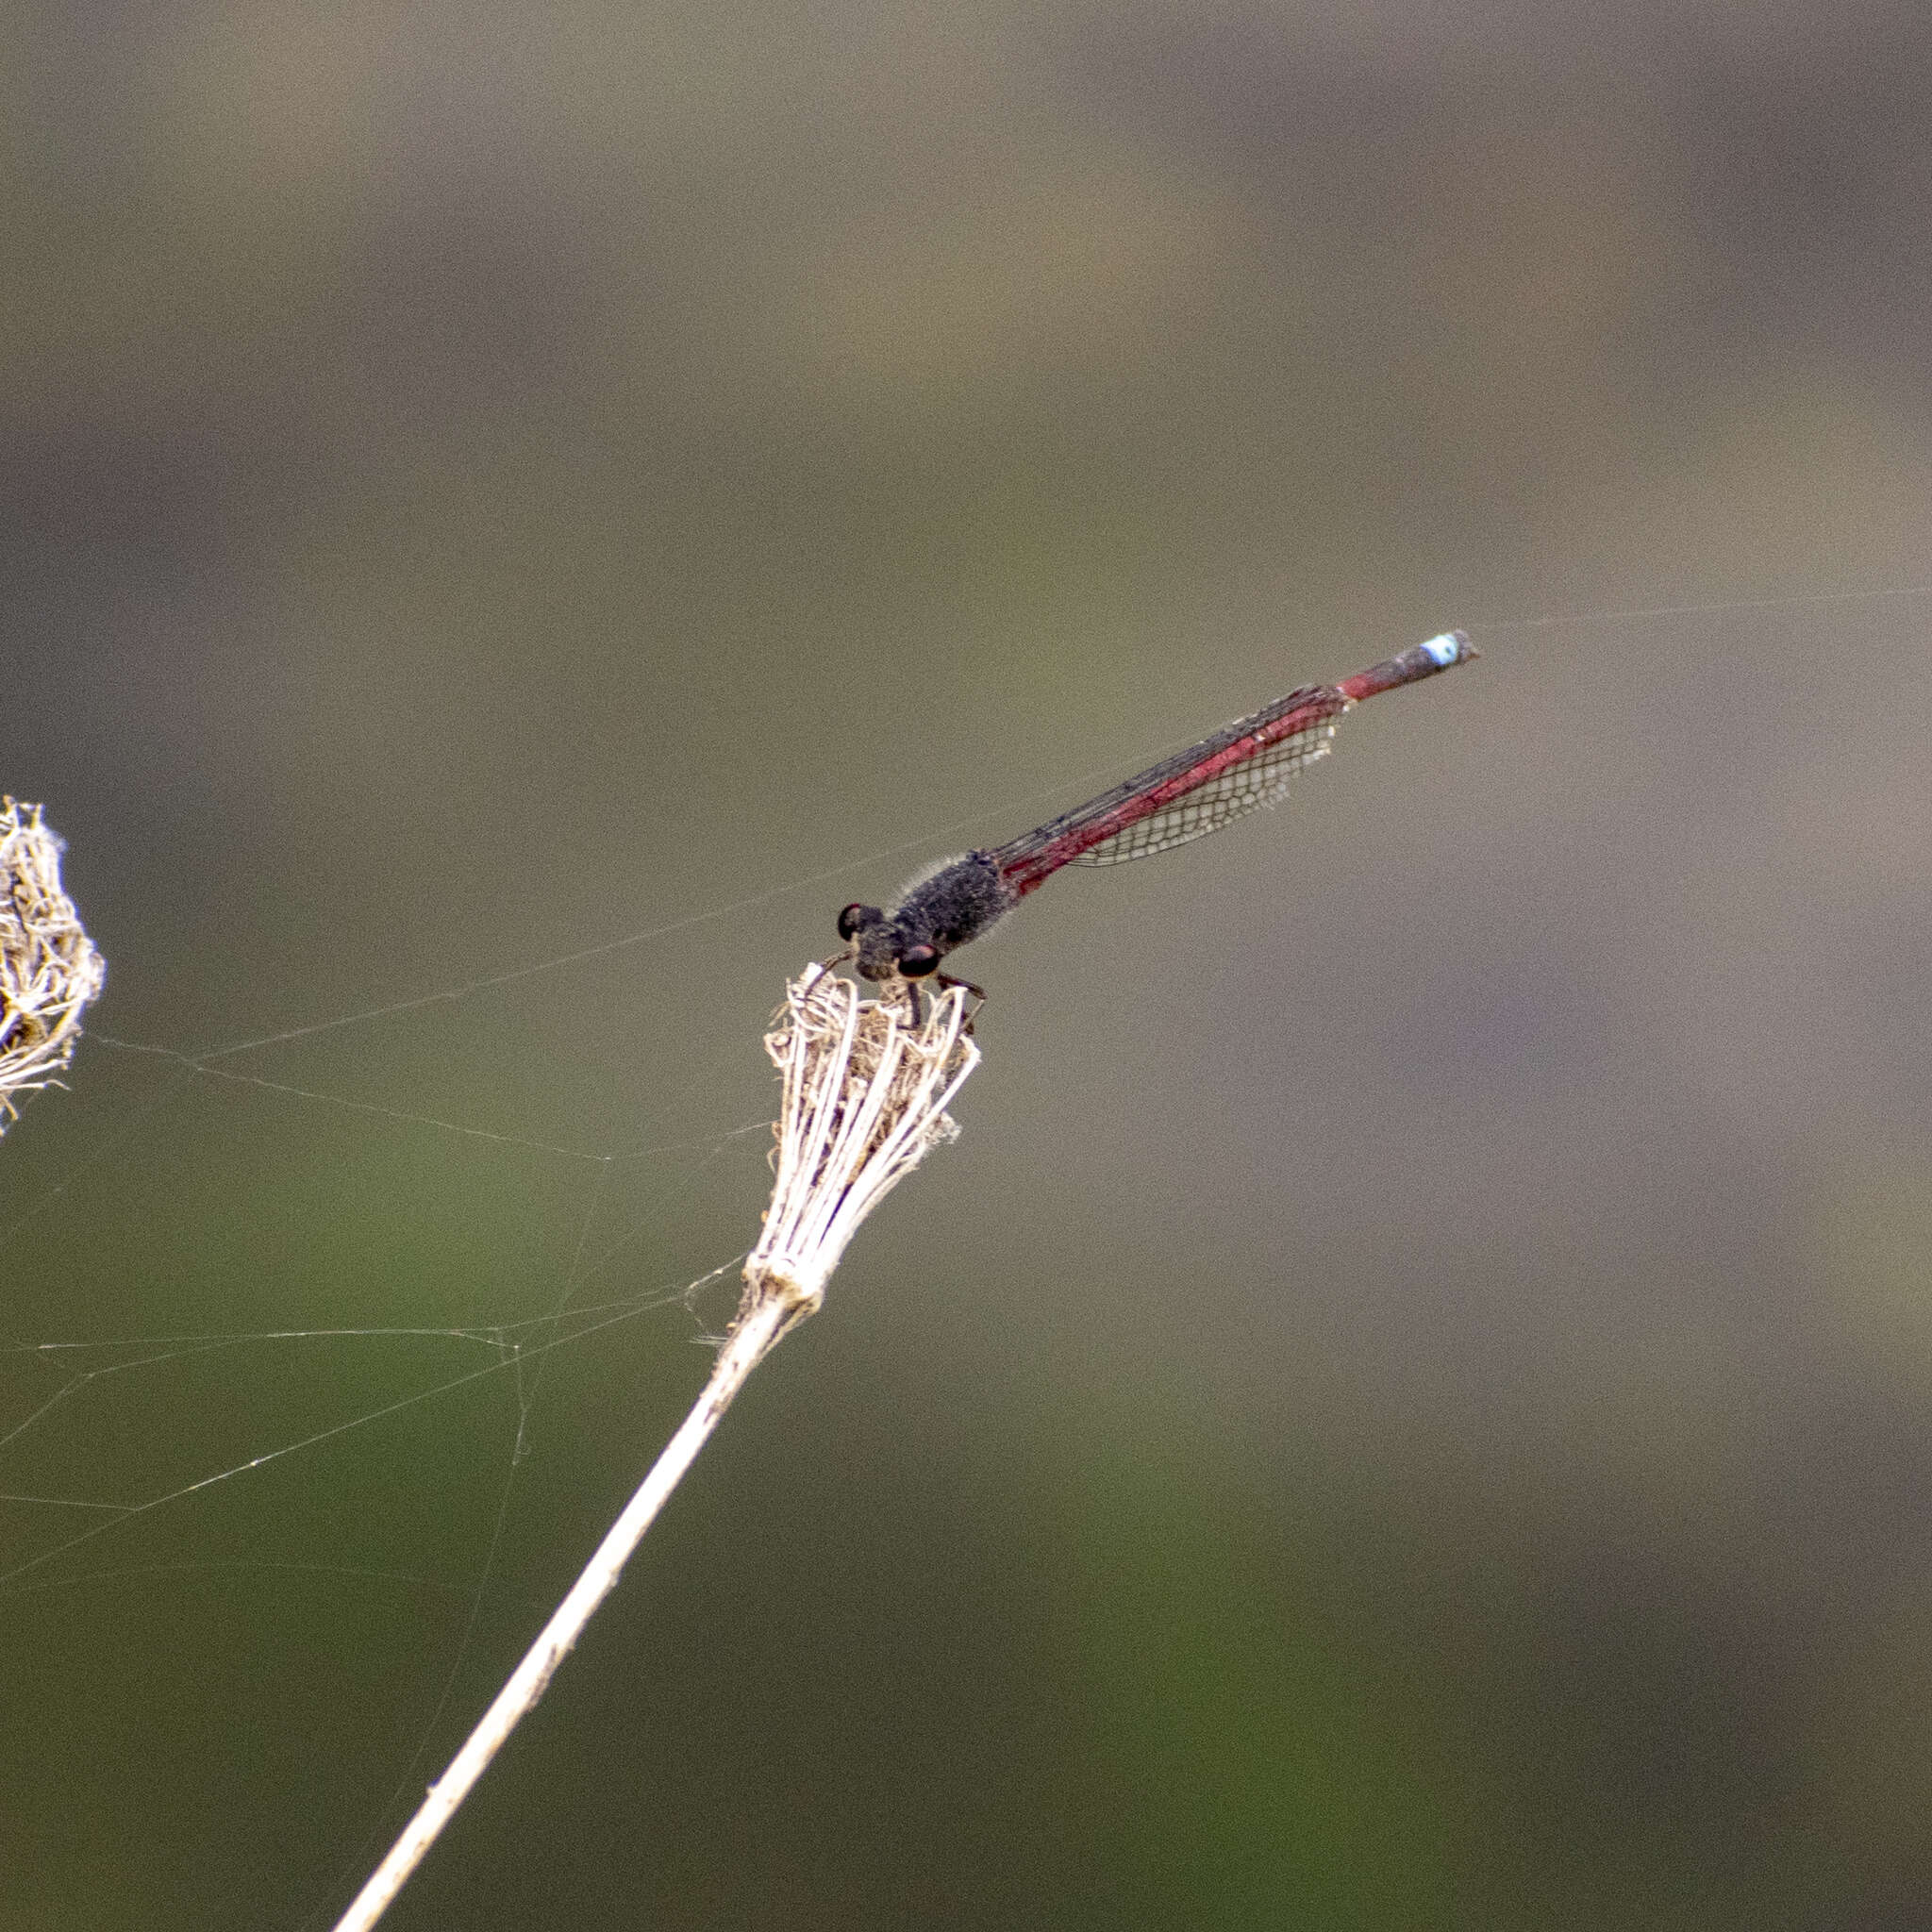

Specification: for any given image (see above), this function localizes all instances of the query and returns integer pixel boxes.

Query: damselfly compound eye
[836,903,873,941]
[899,944,940,977]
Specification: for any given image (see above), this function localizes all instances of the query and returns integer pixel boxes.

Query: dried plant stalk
[332,968,979,1932]
[741,964,979,1320]
[0,798,106,1132]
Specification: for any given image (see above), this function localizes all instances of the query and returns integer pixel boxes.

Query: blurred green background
[4,4,1932,1926]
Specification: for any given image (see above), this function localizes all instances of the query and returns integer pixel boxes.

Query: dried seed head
[0,799,107,1133]
[741,968,979,1327]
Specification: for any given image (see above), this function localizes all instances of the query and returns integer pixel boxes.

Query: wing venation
[1071,717,1339,865]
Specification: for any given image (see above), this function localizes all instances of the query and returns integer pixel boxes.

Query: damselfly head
[836,902,900,980]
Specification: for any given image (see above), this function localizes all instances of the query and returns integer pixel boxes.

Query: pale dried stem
[0,798,106,1132]
[332,969,978,1932]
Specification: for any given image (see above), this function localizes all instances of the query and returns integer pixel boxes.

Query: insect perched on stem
[836,630,1477,1008]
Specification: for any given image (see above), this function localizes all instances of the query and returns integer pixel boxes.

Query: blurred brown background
[4,4,1931,1926]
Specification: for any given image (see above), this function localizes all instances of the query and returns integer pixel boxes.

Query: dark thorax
[843,851,1013,980]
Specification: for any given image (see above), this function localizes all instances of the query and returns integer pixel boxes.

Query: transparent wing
[989,682,1350,893]
[1072,713,1339,864]
[989,634,1472,898]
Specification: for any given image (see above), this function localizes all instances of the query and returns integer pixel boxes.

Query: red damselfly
[837,630,1476,999]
